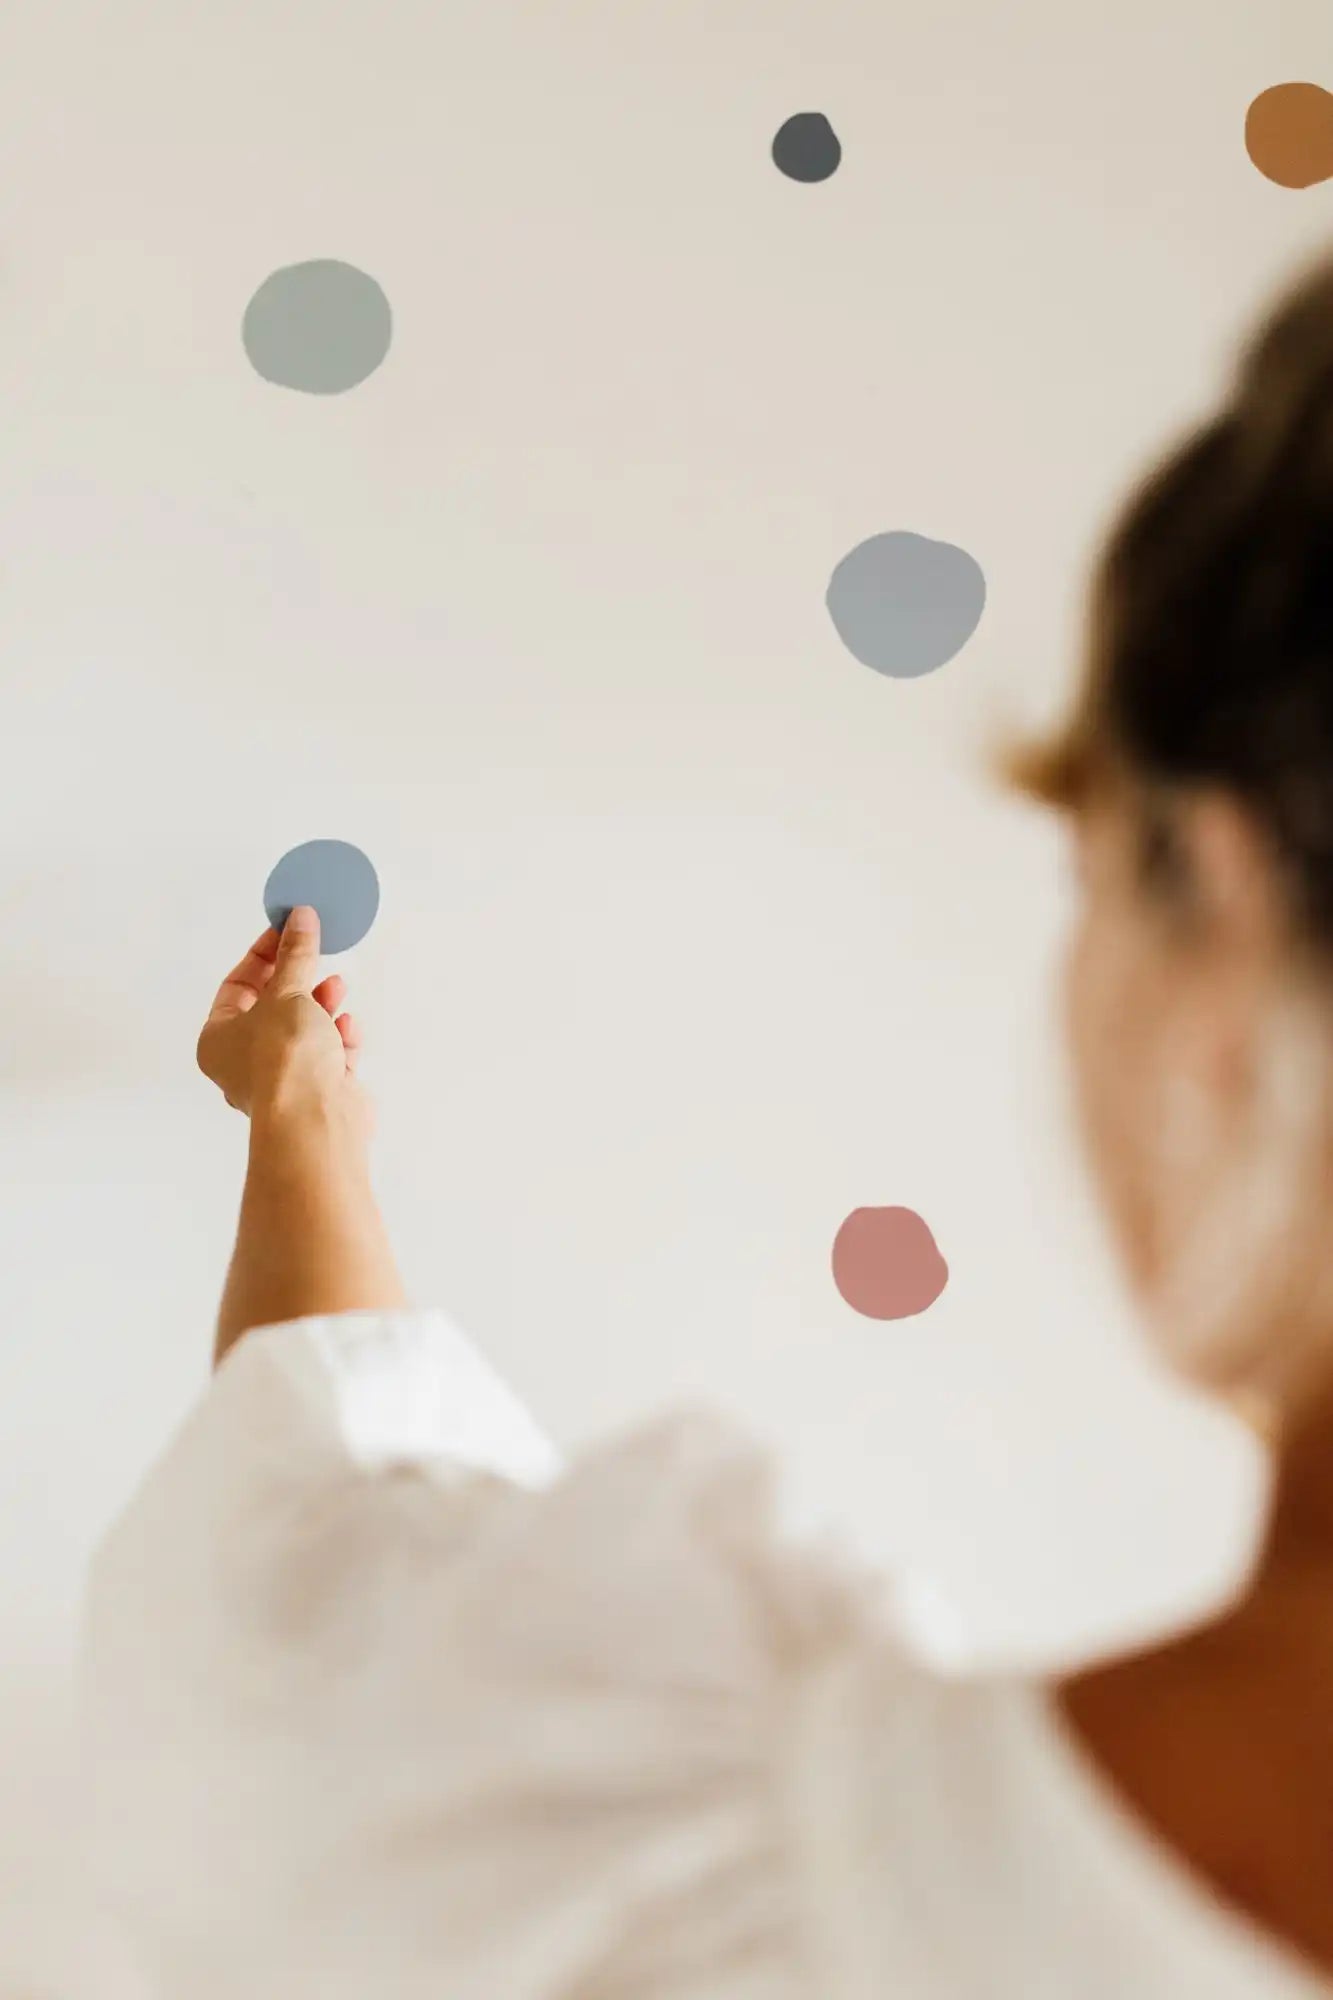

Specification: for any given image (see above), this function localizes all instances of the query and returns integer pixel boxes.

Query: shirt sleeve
[233,1305,566,1485]
[75,1313,561,1934]
[73,1310,879,2000]
[79,1305,563,1680]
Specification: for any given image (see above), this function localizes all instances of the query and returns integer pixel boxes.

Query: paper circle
[826,531,986,678]
[242,260,392,394]
[772,111,842,183]
[263,840,380,954]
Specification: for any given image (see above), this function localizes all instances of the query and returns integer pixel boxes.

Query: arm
[198,906,406,1366]
[215,1105,406,1366]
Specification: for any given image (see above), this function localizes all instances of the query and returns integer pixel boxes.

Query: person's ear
[1171,789,1284,959]
[1165,790,1287,1110]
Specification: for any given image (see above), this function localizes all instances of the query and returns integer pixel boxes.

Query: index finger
[207,927,281,1021]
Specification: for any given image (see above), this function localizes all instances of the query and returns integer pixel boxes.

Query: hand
[196,907,369,1134]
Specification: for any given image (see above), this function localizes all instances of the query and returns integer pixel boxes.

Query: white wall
[3,0,1326,1977]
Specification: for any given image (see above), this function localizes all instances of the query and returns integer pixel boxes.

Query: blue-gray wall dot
[242,260,392,394]
[826,532,986,678]
[264,840,380,953]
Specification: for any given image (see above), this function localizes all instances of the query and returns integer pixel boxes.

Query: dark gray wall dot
[264,840,380,954]
[242,260,392,394]
[826,532,986,678]
[772,112,842,182]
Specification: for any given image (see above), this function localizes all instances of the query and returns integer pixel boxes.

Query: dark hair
[1008,248,1333,942]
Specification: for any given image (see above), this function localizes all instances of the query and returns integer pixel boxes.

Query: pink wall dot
[832,1205,948,1320]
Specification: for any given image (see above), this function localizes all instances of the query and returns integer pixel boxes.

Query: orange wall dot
[1245,82,1333,188]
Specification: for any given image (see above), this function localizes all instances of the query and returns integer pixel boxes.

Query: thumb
[271,905,322,995]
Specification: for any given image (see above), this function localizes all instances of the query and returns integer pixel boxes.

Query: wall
[4,0,1329,1982]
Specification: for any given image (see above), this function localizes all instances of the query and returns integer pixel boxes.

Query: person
[77,246,1333,1999]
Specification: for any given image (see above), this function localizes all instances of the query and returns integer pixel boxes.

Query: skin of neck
[1265,1364,1333,1557]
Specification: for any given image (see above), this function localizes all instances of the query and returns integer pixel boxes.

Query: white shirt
[78,1308,1331,1998]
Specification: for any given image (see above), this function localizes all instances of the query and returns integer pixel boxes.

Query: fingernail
[286,905,318,932]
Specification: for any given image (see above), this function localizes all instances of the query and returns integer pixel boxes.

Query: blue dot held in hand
[264,840,380,955]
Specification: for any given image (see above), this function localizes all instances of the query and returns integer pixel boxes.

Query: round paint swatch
[772,112,842,183]
[242,260,392,394]
[832,1206,948,1321]
[263,840,380,954]
[1245,83,1333,188]
[826,531,985,678]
